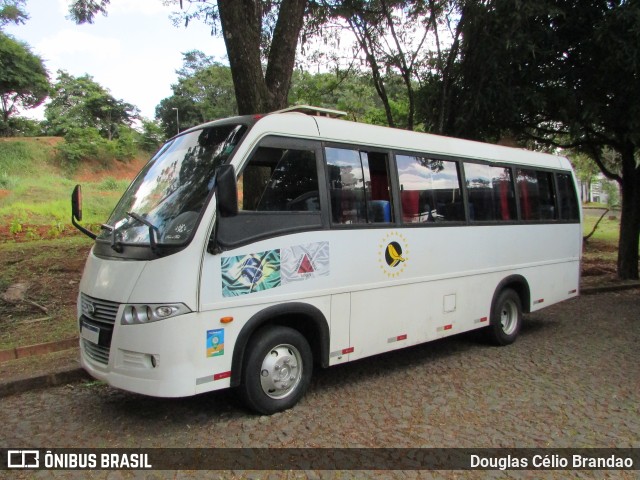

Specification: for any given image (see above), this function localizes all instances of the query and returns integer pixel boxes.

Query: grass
[0,237,93,350]
[583,212,621,244]
[0,138,136,351]
[0,174,127,227]
[0,140,52,177]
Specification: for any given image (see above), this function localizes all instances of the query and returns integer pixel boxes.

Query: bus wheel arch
[486,276,529,346]
[493,275,531,313]
[230,302,330,389]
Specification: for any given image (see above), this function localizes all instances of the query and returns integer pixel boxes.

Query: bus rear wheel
[239,325,313,415]
[486,288,522,346]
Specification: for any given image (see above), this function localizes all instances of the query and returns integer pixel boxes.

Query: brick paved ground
[0,290,638,479]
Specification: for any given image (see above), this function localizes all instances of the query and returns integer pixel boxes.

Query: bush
[97,177,129,191]
[0,117,44,137]
[113,127,139,161]
[140,119,166,153]
[57,127,141,170]
[56,128,104,167]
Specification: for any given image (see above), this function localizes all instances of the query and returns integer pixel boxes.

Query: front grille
[82,340,110,364]
[80,293,120,365]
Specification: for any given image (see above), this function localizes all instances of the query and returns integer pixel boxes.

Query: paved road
[1,290,638,478]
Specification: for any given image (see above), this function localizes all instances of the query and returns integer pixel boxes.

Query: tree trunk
[218,0,270,114]
[264,0,306,110]
[616,148,640,280]
[218,0,306,115]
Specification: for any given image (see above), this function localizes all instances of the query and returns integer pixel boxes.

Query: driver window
[239,143,320,212]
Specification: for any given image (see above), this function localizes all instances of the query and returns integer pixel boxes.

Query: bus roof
[182,108,571,171]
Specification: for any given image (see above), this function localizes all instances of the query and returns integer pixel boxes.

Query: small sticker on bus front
[206,329,224,357]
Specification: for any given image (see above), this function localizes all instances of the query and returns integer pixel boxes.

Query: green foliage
[0,0,28,29]
[432,0,640,278]
[288,70,411,127]
[44,70,139,140]
[67,0,110,24]
[0,140,48,175]
[0,171,16,188]
[56,126,139,170]
[139,119,165,153]
[55,127,105,168]
[97,177,128,192]
[570,153,601,184]
[9,217,22,234]
[0,157,127,229]
[112,127,138,160]
[3,116,43,136]
[602,181,620,208]
[156,51,237,137]
[0,31,49,133]
[47,220,65,238]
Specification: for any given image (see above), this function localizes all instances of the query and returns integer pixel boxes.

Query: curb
[581,282,640,295]
[0,337,79,363]
[0,366,90,398]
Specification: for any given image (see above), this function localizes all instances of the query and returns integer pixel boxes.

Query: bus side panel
[337,223,580,361]
[329,293,351,365]
[192,295,332,395]
[198,222,580,378]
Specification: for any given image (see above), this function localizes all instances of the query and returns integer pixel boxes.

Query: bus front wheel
[239,325,313,415]
[486,288,522,346]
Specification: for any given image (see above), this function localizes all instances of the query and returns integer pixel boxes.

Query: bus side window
[239,146,320,212]
[556,173,580,220]
[325,147,393,224]
[396,155,464,223]
[465,163,517,222]
[517,169,557,221]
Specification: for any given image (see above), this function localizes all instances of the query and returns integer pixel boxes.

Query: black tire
[239,325,313,415]
[485,288,522,346]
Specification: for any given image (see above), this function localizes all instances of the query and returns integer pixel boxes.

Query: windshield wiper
[127,212,160,252]
[100,223,122,253]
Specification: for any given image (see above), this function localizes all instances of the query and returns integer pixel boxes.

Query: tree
[0,0,28,29]
[289,69,397,124]
[156,50,236,137]
[0,32,49,135]
[45,70,139,140]
[570,153,602,203]
[139,119,165,153]
[423,0,640,279]
[328,0,442,130]
[69,0,309,115]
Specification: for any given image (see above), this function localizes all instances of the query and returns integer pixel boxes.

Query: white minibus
[72,106,582,414]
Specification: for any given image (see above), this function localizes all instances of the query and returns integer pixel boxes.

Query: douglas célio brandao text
[470,453,634,470]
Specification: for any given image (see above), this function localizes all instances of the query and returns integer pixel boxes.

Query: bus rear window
[556,173,580,220]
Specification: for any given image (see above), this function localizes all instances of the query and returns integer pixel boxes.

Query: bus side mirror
[216,164,238,217]
[71,184,97,240]
[72,184,83,221]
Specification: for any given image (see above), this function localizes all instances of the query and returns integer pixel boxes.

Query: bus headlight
[121,303,192,325]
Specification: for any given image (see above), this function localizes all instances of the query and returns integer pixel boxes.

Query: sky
[4,0,228,120]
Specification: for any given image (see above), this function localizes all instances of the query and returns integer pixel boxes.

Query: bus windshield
[99,124,247,248]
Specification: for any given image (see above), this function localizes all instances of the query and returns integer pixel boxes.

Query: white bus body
[74,108,581,414]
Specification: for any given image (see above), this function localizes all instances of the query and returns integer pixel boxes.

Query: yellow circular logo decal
[379,232,409,277]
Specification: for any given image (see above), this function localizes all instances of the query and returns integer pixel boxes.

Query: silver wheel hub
[500,299,518,335]
[260,344,303,399]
